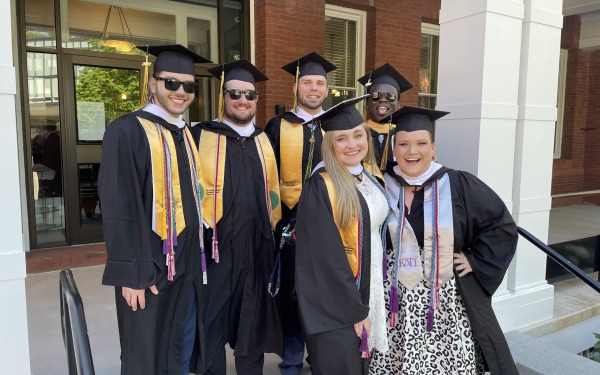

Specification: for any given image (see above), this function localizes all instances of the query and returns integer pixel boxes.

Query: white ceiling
[563,0,600,16]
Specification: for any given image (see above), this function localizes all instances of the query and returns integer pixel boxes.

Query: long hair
[321,123,378,229]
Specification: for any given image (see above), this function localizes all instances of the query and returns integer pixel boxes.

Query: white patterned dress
[356,174,389,355]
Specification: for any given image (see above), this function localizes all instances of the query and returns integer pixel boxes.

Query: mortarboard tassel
[217,66,225,123]
[140,52,151,106]
[362,72,372,120]
[293,61,300,112]
[379,115,392,171]
[360,326,370,359]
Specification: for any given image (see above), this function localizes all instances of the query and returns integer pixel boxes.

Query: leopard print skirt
[369,275,484,375]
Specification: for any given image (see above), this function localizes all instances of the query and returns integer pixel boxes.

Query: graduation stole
[320,172,363,280]
[138,117,206,283]
[198,130,282,263]
[279,119,323,209]
[367,119,395,171]
[384,172,454,331]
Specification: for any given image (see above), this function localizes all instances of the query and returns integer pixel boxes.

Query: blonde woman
[295,96,389,375]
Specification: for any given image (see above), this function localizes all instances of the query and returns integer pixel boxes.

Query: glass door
[62,53,143,244]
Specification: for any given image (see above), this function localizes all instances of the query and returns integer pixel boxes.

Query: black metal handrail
[517,226,600,294]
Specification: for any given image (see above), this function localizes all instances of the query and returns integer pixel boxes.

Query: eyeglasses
[371,91,397,102]
[224,89,258,101]
[154,76,198,94]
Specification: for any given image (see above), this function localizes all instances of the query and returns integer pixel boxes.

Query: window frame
[419,23,439,109]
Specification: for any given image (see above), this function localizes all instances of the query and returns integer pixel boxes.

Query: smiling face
[393,130,436,177]
[366,83,400,122]
[223,79,258,126]
[150,71,196,117]
[333,125,370,167]
[295,74,328,115]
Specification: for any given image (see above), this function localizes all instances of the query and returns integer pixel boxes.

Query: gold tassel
[140,54,151,107]
[379,120,392,171]
[362,77,372,121]
[217,67,225,123]
[293,63,300,112]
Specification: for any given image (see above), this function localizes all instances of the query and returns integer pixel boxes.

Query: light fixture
[121,93,128,100]
[99,6,134,52]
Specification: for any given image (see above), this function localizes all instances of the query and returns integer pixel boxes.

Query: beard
[224,104,255,125]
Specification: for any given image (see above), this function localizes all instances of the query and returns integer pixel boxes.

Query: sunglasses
[224,89,258,101]
[154,76,198,94]
[371,91,397,101]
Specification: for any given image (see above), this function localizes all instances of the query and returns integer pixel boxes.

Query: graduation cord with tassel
[268,219,295,297]
[183,130,208,284]
[360,326,370,359]
[390,184,406,328]
[426,179,441,332]
[303,119,317,182]
[211,134,222,263]
[157,125,178,281]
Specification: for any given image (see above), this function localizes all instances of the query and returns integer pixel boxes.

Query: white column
[499,0,563,331]
[0,0,31,374]
[436,0,557,331]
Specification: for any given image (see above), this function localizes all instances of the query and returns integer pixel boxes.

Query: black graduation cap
[281,51,336,78]
[208,59,268,85]
[357,63,413,94]
[385,106,449,134]
[137,44,211,75]
[303,94,369,132]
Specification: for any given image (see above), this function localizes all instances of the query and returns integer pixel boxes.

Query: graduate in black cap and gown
[295,95,389,375]
[191,60,283,375]
[357,64,413,173]
[99,44,211,375]
[264,51,336,375]
[369,106,519,374]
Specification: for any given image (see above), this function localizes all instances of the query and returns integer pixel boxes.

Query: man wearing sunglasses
[99,44,211,375]
[358,64,413,172]
[264,51,336,375]
[191,59,283,375]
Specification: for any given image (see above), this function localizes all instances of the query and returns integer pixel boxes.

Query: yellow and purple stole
[367,119,395,172]
[320,172,362,280]
[138,117,206,282]
[198,130,282,263]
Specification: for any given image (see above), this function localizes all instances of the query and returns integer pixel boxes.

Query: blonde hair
[321,123,378,229]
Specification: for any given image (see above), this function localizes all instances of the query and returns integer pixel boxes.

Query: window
[419,23,439,109]
[554,49,567,159]
[324,5,366,108]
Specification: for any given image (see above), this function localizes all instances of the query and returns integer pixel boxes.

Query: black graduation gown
[190,121,283,366]
[295,167,371,375]
[385,165,519,375]
[99,110,205,375]
[369,127,394,172]
[264,111,324,335]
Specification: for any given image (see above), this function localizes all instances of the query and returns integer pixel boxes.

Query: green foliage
[75,66,141,125]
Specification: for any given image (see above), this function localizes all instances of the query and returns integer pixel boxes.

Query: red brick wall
[552,15,588,195]
[253,0,440,124]
[584,50,600,191]
[254,0,326,127]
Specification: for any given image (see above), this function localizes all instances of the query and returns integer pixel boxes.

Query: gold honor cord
[303,122,317,183]
[140,54,151,106]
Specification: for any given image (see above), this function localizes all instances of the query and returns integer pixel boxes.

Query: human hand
[122,285,158,311]
[354,316,371,338]
[453,253,472,277]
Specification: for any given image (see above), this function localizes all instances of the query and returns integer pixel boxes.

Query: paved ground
[26,203,600,374]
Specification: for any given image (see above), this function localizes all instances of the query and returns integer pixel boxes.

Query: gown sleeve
[98,117,157,289]
[452,170,518,296]
[295,174,369,335]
